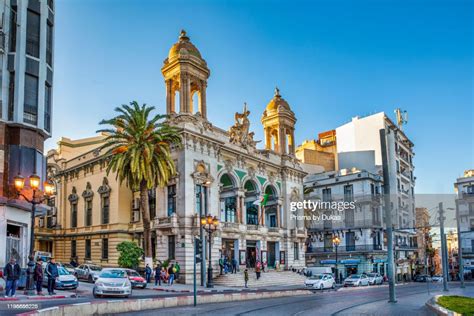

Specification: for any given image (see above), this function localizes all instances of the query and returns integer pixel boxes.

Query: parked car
[93,268,132,298]
[42,267,78,290]
[413,274,431,282]
[431,275,443,283]
[304,273,335,290]
[343,274,369,287]
[59,263,76,274]
[367,273,383,285]
[124,269,147,289]
[75,264,102,282]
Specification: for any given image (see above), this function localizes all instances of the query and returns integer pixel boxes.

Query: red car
[125,269,147,289]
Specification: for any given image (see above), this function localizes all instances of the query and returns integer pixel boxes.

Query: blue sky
[49,0,473,194]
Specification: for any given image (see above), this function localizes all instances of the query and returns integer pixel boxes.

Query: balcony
[306,244,384,254]
[154,215,178,228]
[462,192,474,200]
[462,247,473,254]
[395,243,418,250]
[355,194,382,204]
[309,219,383,231]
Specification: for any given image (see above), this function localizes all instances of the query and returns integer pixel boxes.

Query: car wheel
[93,288,99,298]
[331,282,335,289]
[357,282,361,287]
[143,284,147,289]
[88,275,93,283]
[320,284,324,290]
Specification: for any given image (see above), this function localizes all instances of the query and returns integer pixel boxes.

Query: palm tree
[97,101,181,263]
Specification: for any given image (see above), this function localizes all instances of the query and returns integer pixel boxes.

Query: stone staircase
[213,270,307,288]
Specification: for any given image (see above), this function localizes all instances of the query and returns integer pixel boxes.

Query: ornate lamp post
[200,214,219,288]
[13,174,55,295]
[333,235,341,284]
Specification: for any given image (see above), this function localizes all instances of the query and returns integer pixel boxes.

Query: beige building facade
[36,31,307,283]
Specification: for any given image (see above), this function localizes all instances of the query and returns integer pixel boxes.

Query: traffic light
[195,237,203,263]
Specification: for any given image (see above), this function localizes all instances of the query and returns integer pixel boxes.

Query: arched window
[220,173,237,223]
[264,185,278,228]
[98,178,111,225]
[82,182,94,227]
[244,180,259,225]
[68,187,79,228]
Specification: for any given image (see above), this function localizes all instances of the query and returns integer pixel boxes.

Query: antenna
[394,108,408,130]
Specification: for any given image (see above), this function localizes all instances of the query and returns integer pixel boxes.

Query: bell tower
[161,30,211,118]
[261,87,297,155]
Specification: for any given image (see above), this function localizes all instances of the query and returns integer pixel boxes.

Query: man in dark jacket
[154,263,162,286]
[3,257,21,297]
[34,258,44,295]
[145,264,152,283]
[45,258,59,295]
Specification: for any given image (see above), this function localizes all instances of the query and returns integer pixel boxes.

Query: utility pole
[455,199,465,288]
[439,202,449,291]
[199,187,207,287]
[380,129,397,303]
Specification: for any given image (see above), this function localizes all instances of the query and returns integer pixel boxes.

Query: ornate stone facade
[38,31,307,283]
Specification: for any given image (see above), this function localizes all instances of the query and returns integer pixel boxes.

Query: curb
[18,289,311,316]
[425,295,462,316]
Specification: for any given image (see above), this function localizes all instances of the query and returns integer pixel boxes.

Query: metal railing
[309,218,383,230]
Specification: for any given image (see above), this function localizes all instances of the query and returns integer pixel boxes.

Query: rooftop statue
[229,103,259,149]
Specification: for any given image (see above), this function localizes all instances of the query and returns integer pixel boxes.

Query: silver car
[93,268,132,298]
[367,273,383,285]
[74,264,102,283]
[343,274,370,287]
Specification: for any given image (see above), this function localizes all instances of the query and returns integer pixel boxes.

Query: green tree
[117,241,144,269]
[98,102,181,263]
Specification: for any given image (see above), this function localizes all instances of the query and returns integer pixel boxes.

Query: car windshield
[349,275,360,279]
[100,270,126,278]
[63,264,73,269]
[58,267,70,275]
[309,275,324,280]
[128,271,140,277]
[367,273,377,277]
[89,266,101,271]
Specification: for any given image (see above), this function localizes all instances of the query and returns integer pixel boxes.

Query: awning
[320,260,336,264]
[373,259,386,263]
[341,259,361,264]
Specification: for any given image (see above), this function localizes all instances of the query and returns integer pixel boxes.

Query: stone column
[277,200,282,228]
[200,81,207,119]
[235,191,241,224]
[265,128,271,150]
[165,79,172,114]
[278,127,286,154]
[179,75,187,113]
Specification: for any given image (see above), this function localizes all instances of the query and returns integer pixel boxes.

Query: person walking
[3,257,21,298]
[168,264,175,286]
[255,262,261,280]
[34,258,44,295]
[232,257,237,274]
[174,261,181,282]
[45,258,59,295]
[244,268,249,288]
[154,263,162,286]
[145,264,152,284]
[219,257,224,275]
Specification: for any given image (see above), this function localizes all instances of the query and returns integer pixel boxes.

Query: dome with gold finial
[168,30,202,60]
[265,87,292,113]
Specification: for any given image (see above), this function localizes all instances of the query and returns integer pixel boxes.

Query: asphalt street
[116,283,473,316]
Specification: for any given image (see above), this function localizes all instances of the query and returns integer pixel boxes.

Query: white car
[93,268,132,298]
[304,274,335,290]
[367,273,383,285]
[343,274,369,287]
[431,275,443,283]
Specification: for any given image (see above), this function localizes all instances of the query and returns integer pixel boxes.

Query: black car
[414,274,431,282]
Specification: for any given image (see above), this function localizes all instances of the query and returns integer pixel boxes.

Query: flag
[252,194,269,207]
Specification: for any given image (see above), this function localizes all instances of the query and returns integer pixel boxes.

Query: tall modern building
[0,0,54,267]
[336,113,417,280]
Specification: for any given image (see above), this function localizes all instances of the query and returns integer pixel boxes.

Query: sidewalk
[0,293,73,302]
[334,285,474,315]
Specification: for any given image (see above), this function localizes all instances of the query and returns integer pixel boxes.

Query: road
[1,281,472,315]
[117,283,474,316]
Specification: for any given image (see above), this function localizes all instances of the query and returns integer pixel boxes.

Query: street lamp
[13,174,55,295]
[333,235,341,284]
[200,214,219,288]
